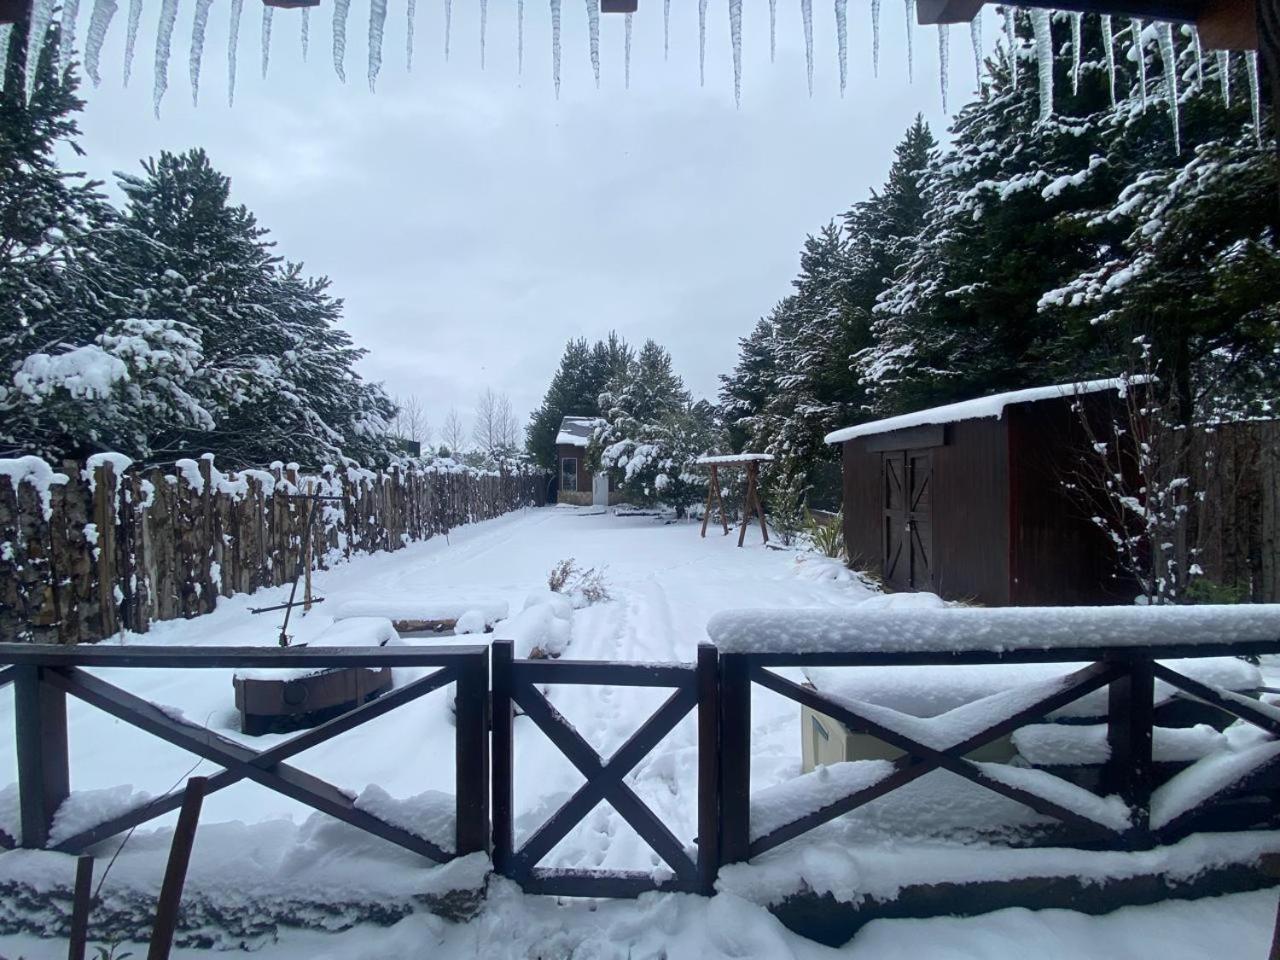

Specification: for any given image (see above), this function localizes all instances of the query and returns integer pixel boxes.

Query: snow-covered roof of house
[556,416,601,447]
[824,377,1139,445]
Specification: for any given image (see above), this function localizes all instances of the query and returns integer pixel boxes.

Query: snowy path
[0,506,871,865]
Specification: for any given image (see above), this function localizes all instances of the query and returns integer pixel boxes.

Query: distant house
[826,379,1141,606]
[556,416,618,506]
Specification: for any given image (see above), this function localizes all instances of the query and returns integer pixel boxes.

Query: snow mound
[496,594,573,658]
[331,599,508,625]
[48,785,153,847]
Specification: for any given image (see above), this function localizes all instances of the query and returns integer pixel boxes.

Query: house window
[561,457,578,492]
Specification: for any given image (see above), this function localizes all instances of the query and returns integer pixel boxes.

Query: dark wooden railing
[491,639,720,896]
[0,643,489,861]
[718,638,1280,864]
[4,633,1280,905]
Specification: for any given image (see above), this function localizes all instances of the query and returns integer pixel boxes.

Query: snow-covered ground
[0,505,1275,957]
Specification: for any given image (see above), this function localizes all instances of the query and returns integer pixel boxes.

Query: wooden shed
[555,416,619,507]
[827,379,1140,606]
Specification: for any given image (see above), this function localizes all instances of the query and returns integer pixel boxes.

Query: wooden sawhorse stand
[699,456,770,547]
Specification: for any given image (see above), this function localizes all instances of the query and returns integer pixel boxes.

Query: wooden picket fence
[0,456,546,643]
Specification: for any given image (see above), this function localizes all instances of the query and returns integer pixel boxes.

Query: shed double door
[882,450,934,592]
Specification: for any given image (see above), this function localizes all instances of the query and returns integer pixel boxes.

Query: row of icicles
[0,0,1264,143]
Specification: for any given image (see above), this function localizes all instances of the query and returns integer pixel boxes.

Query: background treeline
[1,25,400,469]
[719,12,1279,504]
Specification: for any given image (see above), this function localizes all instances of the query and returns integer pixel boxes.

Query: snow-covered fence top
[706,604,1280,658]
[0,452,546,643]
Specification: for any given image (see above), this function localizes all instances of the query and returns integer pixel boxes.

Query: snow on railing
[707,604,1280,656]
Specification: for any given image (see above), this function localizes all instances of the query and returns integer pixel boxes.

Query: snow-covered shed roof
[556,416,600,448]
[823,377,1138,445]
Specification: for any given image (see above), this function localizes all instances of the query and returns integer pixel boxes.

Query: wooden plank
[1105,660,1155,839]
[696,643,721,894]
[491,640,515,876]
[701,640,1280,667]
[512,682,698,881]
[864,423,946,454]
[48,668,452,861]
[52,665,457,852]
[510,658,694,687]
[915,0,985,23]
[147,777,206,960]
[520,867,690,898]
[454,653,490,856]
[0,642,485,668]
[67,855,94,960]
[1152,662,1280,736]
[14,665,69,849]
[719,654,752,864]
[510,683,697,875]
[1197,0,1258,49]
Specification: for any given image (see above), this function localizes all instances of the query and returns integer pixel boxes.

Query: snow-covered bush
[547,558,611,607]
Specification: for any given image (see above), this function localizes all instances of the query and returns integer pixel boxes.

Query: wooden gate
[882,450,934,591]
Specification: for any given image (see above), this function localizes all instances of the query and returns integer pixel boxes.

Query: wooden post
[701,465,717,538]
[490,640,515,874]
[719,653,751,864]
[15,664,69,848]
[147,776,207,960]
[738,462,768,547]
[1105,658,1155,843]
[94,461,119,638]
[454,650,490,856]
[303,482,314,613]
[67,855,94,960]
[752,462,769,544]
[697,643,721,893]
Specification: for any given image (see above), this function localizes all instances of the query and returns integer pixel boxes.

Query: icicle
[585,0,599,87]
[302,7,310,62]
[1247,50,1261,145]
[227,0,241,105]
[368,0,386,90]
[26,0,56,100]
[937,23,948,111]
[333,0,350,81]
[516,0,523,73]
[1191,26,1202,90]
[1156,22,1179,153]
[480,0,487,69]
[1101,14,1116,106]
[1069,11,1081,95]
[261,4,273,79]
[968,9,980,86]
[730,0,743,105]
[189,0,211,105]
[1217,50,1230,106]
[903,0,913,82]
[871,0,880,75]
[835,0,847,97]
[85,0,119,86]
[550,0,561,98]
[764,0,775,63]
[1131,19,1147,108]
[123,0,142,86]
[625,11,632,89]
[59,0,81,74]
[1003,5,1015,92]
[801,0,813,96]
[698,0,707,87]
[406,0,416,70]
[664,0,671,61]
[444,0,452,61]
[1030,7,1052,122]
[153,0,178,117]
[0,24,11,87]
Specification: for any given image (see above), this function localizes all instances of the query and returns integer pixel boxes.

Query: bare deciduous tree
[441,406,467,455]
[388,394,431,451]
[473,388,518,456]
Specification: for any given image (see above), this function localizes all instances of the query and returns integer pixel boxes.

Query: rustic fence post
[15,665,69,849]
[93,461,119,639]
[455,648,490,857]
[718,652,752,865]
[697,643,721,894]
[147,776,207,960]
[491,639,514,874]
[1105,657,1155,844]
[67,855,94,960]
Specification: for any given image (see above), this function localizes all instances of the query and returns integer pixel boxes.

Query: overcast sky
[64,0,991,439]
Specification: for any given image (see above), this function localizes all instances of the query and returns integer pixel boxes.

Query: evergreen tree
[524,333,632,469]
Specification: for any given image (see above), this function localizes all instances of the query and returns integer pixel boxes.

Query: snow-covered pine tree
[525,332,632,469]
[719,314,778,453]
